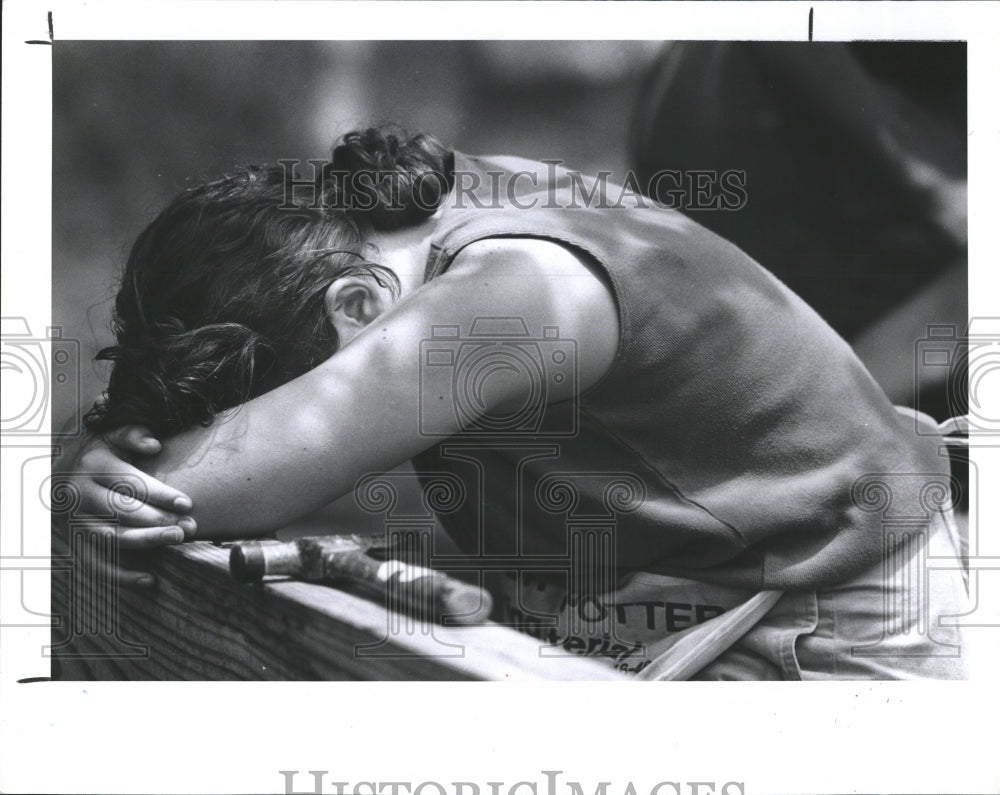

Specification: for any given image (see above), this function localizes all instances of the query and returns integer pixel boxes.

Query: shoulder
[448,237,613,293]
[445,237,617,322]
[435,236,620,392]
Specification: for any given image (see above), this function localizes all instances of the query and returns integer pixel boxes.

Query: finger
[69,526,156,587]
[80,522,185,548]
[105,425,162,456]
[116,525,187,550]
[91,495,196,534]
[115,509,197,539]
[93,555,156,589]
[92,466,193,513]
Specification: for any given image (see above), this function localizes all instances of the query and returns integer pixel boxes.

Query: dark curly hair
[332,125,454,231]
[85,127,453,438]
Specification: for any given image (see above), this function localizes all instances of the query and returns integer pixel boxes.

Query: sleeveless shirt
[412,152,949,593]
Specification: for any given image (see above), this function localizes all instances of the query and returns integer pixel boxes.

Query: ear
[324,276,388,345]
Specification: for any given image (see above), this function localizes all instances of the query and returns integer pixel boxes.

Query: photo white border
[2,2,998,793]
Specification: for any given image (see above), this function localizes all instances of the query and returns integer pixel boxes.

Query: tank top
[412,152,949,595]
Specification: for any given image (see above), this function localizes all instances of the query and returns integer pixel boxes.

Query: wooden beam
[50,539,621,681]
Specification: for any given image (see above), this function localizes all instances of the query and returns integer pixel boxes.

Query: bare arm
[144,239,620,538]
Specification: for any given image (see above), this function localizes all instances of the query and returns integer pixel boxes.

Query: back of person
[413,152,967,679]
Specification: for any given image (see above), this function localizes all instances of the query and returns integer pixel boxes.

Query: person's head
[85,126,453,438]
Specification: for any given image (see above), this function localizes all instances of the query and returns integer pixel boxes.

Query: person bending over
[59,127,969,679]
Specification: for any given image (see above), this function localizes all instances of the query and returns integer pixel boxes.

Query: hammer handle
[230,538,492,625]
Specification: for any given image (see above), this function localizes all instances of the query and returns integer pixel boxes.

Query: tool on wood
[229,534,493,625]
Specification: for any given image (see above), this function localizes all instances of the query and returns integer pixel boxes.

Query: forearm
[140,311,434,539]
[144,380,402,539]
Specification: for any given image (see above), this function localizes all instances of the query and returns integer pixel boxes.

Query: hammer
[229,534,493,625]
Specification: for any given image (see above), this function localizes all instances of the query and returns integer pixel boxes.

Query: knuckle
[78,449,101,469]
[110,480,137,497]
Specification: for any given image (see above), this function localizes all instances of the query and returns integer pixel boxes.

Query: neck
[365,218,440,298]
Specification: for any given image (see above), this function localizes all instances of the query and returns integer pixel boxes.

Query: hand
[53,425,196,588]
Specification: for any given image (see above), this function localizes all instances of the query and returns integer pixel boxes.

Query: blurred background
[54,40,968,435]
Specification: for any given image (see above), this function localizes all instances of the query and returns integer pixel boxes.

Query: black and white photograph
[1,2,998,793]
